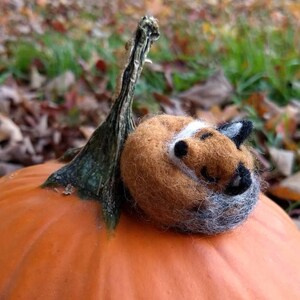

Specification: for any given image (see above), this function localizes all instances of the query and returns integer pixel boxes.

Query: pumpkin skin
[1,162,300,299]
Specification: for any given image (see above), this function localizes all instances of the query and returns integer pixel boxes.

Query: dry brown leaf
[162,98,187,116]
[178,70,233,109]
[0,162,23,177]
[30,66,46,89]
[153,92,173,106]
[283,139,299,152]
[0,142,42,164]
[264,103,299,152]
[269,172,300,201]
[196,109,218,124]
[0,113,23,143]
[287,3,300,20]
[269,147,295,177]
[271,10,288,27]
[123,0,171,20]
[36,0,47,6]
[269,186,300,201]
[95,59,107,73]
[79,126,95,140]
[149,60,189,90]
[281,172,300,193]
[219,105,241,122]
[153,93,188,116]
[45,71,75,100]
[197,104,240,124]
[251,148,271,171]
[0,85,21,104]
[246,93,282,119]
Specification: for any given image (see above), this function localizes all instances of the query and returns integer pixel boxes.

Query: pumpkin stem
[42,16,160,230]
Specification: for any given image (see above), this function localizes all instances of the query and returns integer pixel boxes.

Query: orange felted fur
[121,115,260,235]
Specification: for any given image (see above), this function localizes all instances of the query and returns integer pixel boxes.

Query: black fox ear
[217,120,253,149]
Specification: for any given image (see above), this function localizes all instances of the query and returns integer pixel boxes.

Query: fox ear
[217,120,253,149]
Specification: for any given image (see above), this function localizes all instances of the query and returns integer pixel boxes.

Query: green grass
[7,33,94,79]
[165,21,299,105]
[1,5,299,108]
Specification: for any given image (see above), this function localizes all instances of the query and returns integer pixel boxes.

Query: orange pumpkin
[1,161,300,299]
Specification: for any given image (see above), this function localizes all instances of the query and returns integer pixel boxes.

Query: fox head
[121,115,260,235]
[168,119,254,197]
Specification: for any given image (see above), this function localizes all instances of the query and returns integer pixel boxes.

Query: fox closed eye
[200,166,219,183]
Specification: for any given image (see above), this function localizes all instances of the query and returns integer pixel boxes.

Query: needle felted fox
[121,115,260,235]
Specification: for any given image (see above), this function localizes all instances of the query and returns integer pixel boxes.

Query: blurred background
[0,0,299,220]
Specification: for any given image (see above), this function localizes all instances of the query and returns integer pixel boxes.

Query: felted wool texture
[180,129,254,193]
[121,115,260,235]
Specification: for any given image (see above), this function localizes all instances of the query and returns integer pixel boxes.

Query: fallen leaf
[50,20,67,33]
[196,109,218,124]
[16,24,31,34]
[144,0,171,18]
[269,172,300,201]
[281,172,300,192]
[287,3,300,20]
[197,104,240,124]
[36,0,47,6]
[293,131,300,142]
[266,104,298,134]
[153,92,173,106]
[0,85,21,104]
[34,114,49,137]
[0,142,43,164]
[153,93,188,116]
[271,10,287,27]
[178,70,233,109]
[250,148,271,171]
[30,66,46,89]
[149,60,189,90]
[0,162,23,177]
[95,59,107,73]
[269,186,300,201]
[218,105,241,122]
[79,126,95,139]
[22,136,35,155]
[45,71,75,100]
[246,93,281,119]
[269,147,295,177]
[0,113,23,143]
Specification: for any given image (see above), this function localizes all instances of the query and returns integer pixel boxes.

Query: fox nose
[174,140,188,158]
[224,163,252,196]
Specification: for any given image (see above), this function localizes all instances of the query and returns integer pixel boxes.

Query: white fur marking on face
[221,122,243,139]
[172,120,209,141]
[167,120,210,182]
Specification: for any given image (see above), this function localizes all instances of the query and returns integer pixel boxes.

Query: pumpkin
[1,162,300,299]
[1,15,300,299]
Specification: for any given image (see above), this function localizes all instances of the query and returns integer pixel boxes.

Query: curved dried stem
[43,16,160,230]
